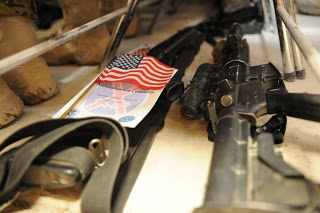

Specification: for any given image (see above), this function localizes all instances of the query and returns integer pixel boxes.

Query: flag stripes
[131,47,151,56]
[129,44,153,56]
[99,68,172,83]
[96,54,175,90]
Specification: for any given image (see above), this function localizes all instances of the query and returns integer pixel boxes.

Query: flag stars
[107,54,144,70]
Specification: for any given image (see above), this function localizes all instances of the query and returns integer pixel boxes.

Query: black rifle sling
[0,117,128,213]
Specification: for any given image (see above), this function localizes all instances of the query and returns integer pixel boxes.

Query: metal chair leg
[147,0,169,34]
[277,5,320,83]
[284,0,305,79]
[273,0,296,82]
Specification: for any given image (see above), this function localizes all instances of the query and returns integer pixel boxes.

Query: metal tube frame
[284,0,305,79]
[277,5,320,82]
[272,0,320,82]
[273,0,296,82]
[146,0,169,34]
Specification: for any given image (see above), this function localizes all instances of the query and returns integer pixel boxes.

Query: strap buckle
[89,135,108,167]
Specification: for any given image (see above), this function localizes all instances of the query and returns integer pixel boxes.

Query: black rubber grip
[267,92,320,122]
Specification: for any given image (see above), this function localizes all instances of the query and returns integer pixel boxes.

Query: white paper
[53,44,176,128]
[59,80,173,128]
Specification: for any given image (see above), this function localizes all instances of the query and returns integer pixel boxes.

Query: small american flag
[96,54,175,90]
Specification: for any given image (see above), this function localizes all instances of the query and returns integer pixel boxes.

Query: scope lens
[181,105,198,120]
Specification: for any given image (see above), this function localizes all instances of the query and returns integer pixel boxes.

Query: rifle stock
[194,116,320,213]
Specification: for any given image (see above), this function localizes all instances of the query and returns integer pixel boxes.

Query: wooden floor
[1,1,320,212]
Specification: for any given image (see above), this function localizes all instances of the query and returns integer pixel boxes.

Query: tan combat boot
[42,0,111,65]
[0,15,59,105]
[0,77,24,128]
[295,0,320,15]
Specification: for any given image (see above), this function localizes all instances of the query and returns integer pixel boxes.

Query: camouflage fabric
[0,0,37,19]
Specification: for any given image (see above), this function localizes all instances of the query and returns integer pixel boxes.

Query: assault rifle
[180,23,320,213]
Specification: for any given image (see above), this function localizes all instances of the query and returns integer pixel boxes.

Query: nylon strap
[0,117,128,213]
